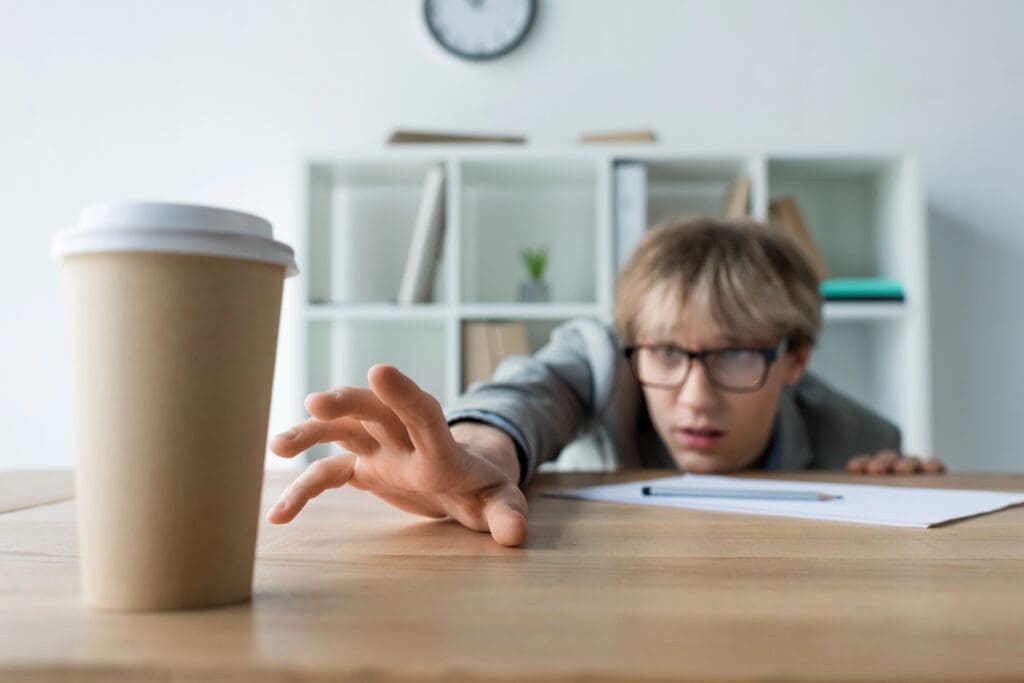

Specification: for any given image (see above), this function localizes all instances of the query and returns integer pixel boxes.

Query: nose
[675,359,721,410]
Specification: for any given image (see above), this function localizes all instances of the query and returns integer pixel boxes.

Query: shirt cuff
[447,409,531,488]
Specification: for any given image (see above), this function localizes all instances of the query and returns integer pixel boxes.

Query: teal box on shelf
[821,278,905,302]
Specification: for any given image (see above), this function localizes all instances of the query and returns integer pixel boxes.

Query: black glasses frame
[623,340,787,393]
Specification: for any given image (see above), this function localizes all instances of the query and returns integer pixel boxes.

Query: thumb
[483,490,529,547]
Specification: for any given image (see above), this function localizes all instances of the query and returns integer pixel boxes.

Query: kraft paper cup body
[53,202,297,611]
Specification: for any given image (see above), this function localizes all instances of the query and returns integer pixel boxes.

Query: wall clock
[424,0,537,61]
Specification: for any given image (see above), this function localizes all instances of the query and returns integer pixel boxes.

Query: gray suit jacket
[446,318,901,484]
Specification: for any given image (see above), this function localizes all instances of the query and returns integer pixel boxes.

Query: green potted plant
[518,246,550,302]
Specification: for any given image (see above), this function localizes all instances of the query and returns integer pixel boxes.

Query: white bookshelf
[299,149,930,460]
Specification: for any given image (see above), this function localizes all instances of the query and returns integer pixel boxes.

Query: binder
[614,162,647,273]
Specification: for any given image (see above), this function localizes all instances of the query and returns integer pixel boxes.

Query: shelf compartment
[306,160,446,306]
[766,157,915,282]
[638,157,751,225]
[460,159,599,305]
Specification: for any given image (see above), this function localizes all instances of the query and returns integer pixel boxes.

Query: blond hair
[614,218,822,349]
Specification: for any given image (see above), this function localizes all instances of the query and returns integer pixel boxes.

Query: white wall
[2,0,1022,471]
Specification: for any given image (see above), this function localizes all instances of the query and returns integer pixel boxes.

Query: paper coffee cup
[52,202,297,610]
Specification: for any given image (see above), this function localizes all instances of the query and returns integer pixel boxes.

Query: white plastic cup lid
[50,202,298,277]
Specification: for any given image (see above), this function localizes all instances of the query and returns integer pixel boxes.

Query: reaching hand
[266,364,529,546]
[845,449,946,475]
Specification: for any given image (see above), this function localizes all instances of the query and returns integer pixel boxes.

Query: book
[821,278,905,302]
[720,175,751,219]
[489,321,530,360]
[578,129,657,144]
[462,322,494,389]
[768,196,830,280]
[613,162,648,273]
[388,130,525,144]
[462,321,530,388]
[397,166,446,305]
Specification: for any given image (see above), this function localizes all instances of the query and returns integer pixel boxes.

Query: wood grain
[0,469,75,514]
[2,470,1023,682]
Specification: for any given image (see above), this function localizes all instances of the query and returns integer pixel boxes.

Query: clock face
[424,0,537,61]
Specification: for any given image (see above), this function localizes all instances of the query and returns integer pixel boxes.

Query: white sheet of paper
[543,474,1024,527]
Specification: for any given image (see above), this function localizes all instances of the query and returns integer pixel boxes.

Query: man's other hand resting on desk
[267,364,528,547]
[845,450,946,475]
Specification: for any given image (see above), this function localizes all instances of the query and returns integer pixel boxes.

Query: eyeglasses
[623,340,787,393]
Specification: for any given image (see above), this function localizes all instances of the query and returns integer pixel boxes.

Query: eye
[718,349,759,363]
[652,345,686,362]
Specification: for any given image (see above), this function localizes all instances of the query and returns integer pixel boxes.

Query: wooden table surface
[2,469,1023,682]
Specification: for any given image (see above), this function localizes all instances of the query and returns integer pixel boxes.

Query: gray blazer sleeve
[444,319,622,483]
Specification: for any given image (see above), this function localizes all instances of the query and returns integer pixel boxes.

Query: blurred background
[2,0,1021,471]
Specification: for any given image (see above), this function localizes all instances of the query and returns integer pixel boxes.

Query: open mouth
[677,427,725,449]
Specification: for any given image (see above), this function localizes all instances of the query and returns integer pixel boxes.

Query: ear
[782,344,812,387]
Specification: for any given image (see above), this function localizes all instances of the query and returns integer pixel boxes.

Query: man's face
[636,301,810,473]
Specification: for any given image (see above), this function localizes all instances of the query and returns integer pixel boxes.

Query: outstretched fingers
[367,364,456,460]
[304,387,412,452]
[270,417,379,458]
[266,453,358,524]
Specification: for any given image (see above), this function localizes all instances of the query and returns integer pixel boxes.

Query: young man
[267,218,945,547]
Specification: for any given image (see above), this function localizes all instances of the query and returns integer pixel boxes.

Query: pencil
[640,485,842,501]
